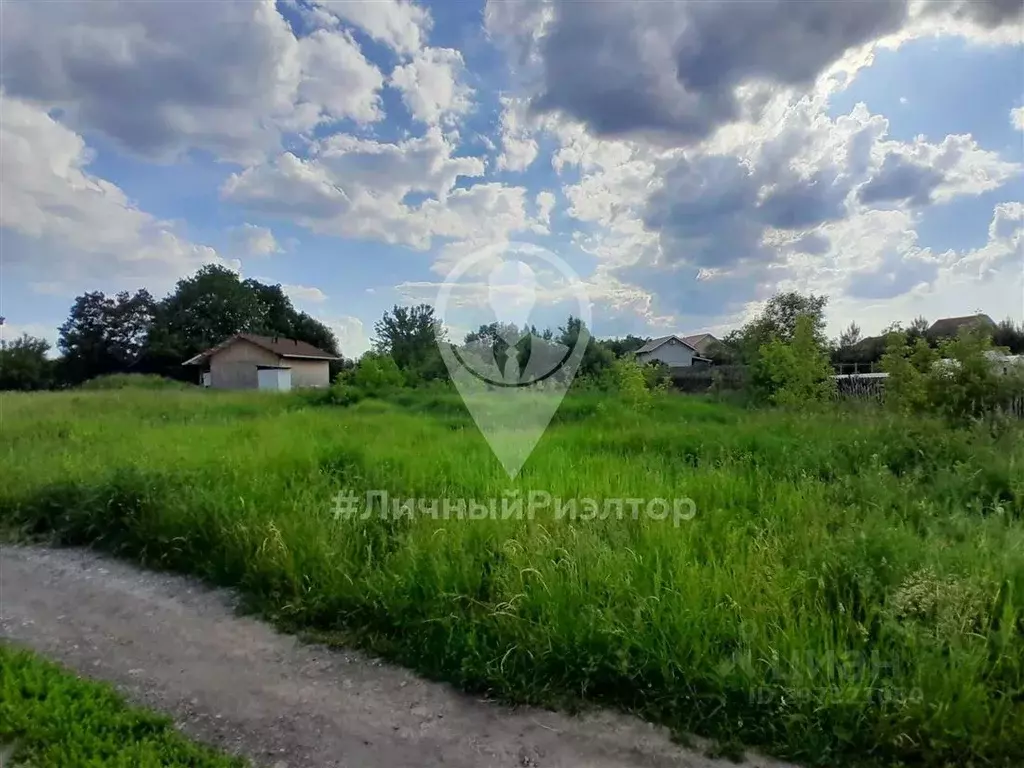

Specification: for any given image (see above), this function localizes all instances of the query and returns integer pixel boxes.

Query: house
[927,314,996,340]
[183,333,340,391]
[680,333,721,357]
[634,335,712,368]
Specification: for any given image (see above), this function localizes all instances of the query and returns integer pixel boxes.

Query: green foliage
[58,289,157,383]
[606,357,653,410]
[882,326,1024,424]
[78,373,194,391]
[3,389,1024,766]
[0,334,53,391]
[754,314,836,405]
[372,304,447,381]
[349,352,406,391]
[0,644,246,767]
[880,332,937,414]
[728,291,830,364]
[55,266,338,385]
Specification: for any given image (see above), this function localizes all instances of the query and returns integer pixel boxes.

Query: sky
[1,0,1022,358]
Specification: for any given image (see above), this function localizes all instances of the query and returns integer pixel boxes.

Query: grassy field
[0,643,246,767]
[1,388,1022,766]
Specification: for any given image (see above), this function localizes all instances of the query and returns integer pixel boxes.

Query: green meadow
[1,388,1022,766]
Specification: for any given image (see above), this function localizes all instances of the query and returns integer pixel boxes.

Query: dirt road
[1,546,793,768]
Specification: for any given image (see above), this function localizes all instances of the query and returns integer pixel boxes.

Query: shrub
[334,352,406,392]
[880,333,936,414]
[607,357,653,410]
[753,314,835,406]
[882,326,1024,424]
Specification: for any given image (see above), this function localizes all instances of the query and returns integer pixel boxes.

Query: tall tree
[58,290,156,383]
[558,315,613,380]
[733,291,830,363]
[158,265,262,356]
[373,304,446,379]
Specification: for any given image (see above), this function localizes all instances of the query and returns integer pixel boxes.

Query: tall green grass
[1,389,1022,766]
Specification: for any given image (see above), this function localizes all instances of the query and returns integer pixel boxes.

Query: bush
[606,357,654,410]
[882,326,1024,425]
[753,314,835,406]
[348,352,406,392]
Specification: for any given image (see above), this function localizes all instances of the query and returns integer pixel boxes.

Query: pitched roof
[634,335,698,355]
[183,333,339,365]
[680,333,720,353]
[926,314,996,338]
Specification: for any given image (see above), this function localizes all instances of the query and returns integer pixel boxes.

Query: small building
[634,335,711,368]
[183,333,339,391]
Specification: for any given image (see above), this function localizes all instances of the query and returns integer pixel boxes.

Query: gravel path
[1,545,795,768]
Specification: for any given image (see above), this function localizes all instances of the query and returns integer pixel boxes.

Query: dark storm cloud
[643,150,854,271]
[531,0,909,142]
[643,155,766,269]
[759,171,850,229]
[857,153,945,207]
[933,0,1024,28]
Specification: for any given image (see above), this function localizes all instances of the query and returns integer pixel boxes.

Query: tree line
[3,265,1023,393]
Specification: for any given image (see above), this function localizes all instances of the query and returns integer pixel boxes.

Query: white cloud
[326,315,372,358]
[223,128,542,250]
[496,96,539,172]
[230,224,282,257]
[536,191,557,227]
[295,29,386,126]
[283,284,328,304]
[317,0,430,57]
[0,95,222,296]
[390,48,473,125]
[1012,106,1024,131]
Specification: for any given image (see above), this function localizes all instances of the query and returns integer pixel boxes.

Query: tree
[157,265,262,358]
[603,335,649,358]
[993,318,1024,355]
[880,332,937,414]
[907,315,930,346]
[838,321,862,349]
[558,315,613,381]
[373,304,447,381]
[733,291,830,363]
[0,334,53,390]
[58,290,157,383]
[754,314,836,406]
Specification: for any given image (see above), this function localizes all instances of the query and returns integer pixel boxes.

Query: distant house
[927,314,996,340]
[679,333,721,357]
[634,335,712,368]
[183,333,340,391]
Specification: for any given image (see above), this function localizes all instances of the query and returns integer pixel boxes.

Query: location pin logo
[436,243,591,478]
